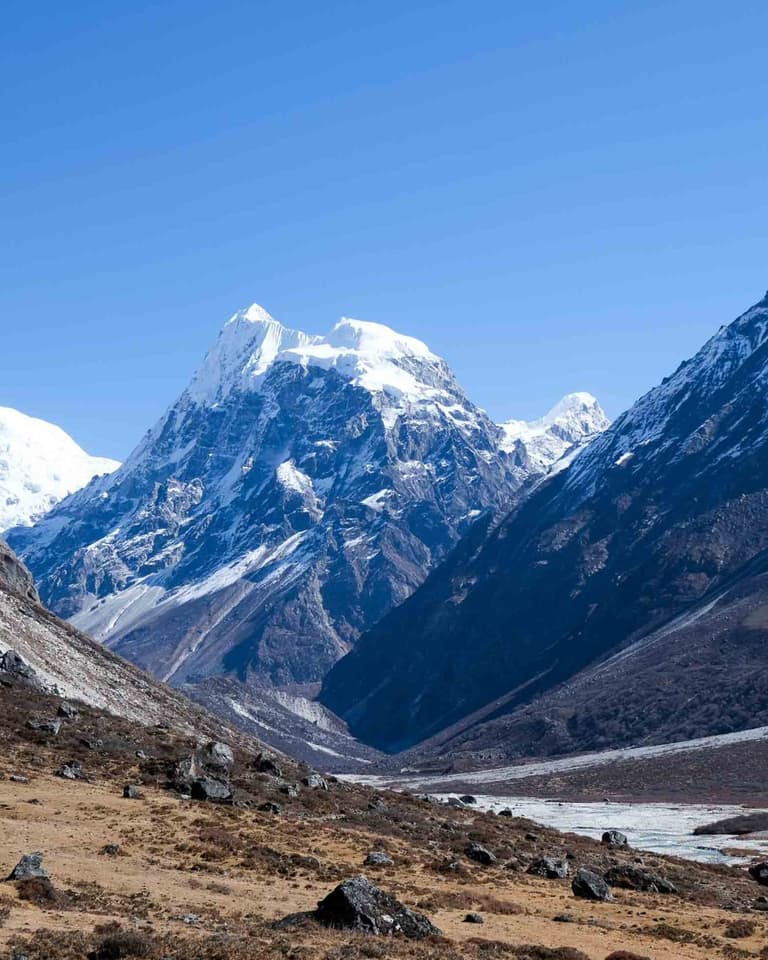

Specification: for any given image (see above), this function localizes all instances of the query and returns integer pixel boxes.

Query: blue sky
[3,0,768,460]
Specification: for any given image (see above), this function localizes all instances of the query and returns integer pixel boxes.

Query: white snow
[500,392,609,471]
[0,406,119,533]
[184,305,453,427]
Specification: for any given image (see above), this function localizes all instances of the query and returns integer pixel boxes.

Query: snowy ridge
[500,392,609,471]
[0,406,119,533]
[11,299,607,763]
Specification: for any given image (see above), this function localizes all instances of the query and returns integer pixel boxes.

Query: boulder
[7,853,48,881]
[190,776,233,803]
[122,784,142,800]
[197,741,234,778]
[278,781,300,798]
[365,851,394,867]
[252,752,283,777]
[465,842,497,865]
[527,857,569,879]
[572,867,613,901]
[0,649,43,690]
[56,761,85,781]
[314,876,441,938]
[459,795,477,805]
[57,702,78,720]
[26,718,61,736]
[604,865,676,894]
[601,830,629,847]
[464,912,484,923]
[302,773,328,790]
[498,807,514,817]
[748,862,768,886]
[258,801,282,814]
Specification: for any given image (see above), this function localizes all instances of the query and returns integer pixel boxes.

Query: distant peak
[500,392,609,466]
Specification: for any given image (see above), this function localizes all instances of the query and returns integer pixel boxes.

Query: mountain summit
[10,305,605,714]
[321,291,768,756]
[0,407,119,534]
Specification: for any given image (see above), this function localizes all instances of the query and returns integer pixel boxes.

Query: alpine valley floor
[2,684,768,960]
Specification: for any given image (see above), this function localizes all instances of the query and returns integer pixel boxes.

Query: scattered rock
[190,776,233,803]
[527,857,570,879]
[56,702,78,719]
[278,781,300,798]
[553,913,576,922]
[604,865,676,894]
[135,750,148,760]
[498,807,513,817]
[80,737,103,750]
[9,775,29,784]
[748,862,768,885]
[368,797,387,811]
[56,761,85,781]
[464,912,484,923]
[252,752,283,777]
[123,784,142,800]
[312,876,441,938]
[464,842,497,865]
[0,650,43,690]
[26,718,61,736]
[601,830,629,847]
[258,801,281,814]
[572,867,613,902]
[458,795,477,805]
[302,773,328,790]
[365,851,394,867]
[7,852,49,881]
[101,844,121,856]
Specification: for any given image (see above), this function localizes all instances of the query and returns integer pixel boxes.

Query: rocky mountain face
[321,291,768,756]
[9,305,606,708]
[0,406,119,534]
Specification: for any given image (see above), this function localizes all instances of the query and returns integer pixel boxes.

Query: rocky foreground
[1,677,768,959]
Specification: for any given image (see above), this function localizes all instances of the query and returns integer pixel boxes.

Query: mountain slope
[0,406,119,533]
[321,290,768,754]
[10,305,605,702]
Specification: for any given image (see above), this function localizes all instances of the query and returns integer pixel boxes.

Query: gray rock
[278,781,300,798]
[464,842,497,866]
[123,784,142,799]
[101,844,121,856]
[252,752,283,777]
[26,718,61,736]
[464,912,484,924]
[302,773,328,790]
[0,650,43,690]
[364,851,394,867]
[601,829,629,847]
[527,857,569,879]
[56,761,85,780]
[56,702,78,719]
[7,852,49,881]
[458,795,477,805]
[9,775,29,784]
[190,776,233,803]
[604,865,676,894]
[258,801,281,814]
[498,807,513,817]
[749,862,768,886]
[313,876,441,938]
[572,867,613,901]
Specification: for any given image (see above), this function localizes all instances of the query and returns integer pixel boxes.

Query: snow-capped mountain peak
[500,391,609,470]
[0,407,120,533]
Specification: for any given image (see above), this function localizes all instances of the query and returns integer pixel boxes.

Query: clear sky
[3,0,768,460]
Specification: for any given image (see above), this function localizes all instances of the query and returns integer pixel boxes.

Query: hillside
[321,291,768,755]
